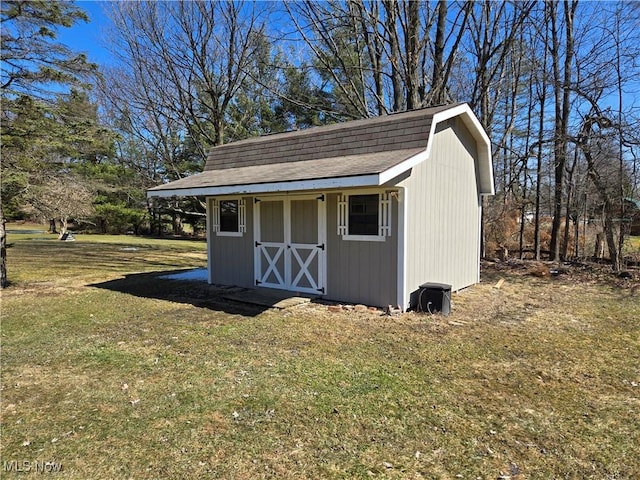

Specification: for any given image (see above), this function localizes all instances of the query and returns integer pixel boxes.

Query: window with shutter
[337,192,391,242]
[212,198,245,237]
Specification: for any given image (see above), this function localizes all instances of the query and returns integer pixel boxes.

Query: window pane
[220,200,239,232]
[348,194,378,235]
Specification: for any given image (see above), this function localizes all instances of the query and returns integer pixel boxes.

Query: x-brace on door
[253,195,326,295]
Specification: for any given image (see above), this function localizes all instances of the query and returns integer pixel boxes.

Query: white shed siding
[400,118,481,296]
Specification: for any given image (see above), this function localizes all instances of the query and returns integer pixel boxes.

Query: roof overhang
[146,152,428,199]
[146,175,381,198]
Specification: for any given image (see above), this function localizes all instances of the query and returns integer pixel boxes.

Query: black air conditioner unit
[414,282,451,315]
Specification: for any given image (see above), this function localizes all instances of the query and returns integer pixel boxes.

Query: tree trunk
[533,5,551,261]
[548,0,576,262]
[404,0,421,110]
[533,72,547,260]
[548,1,563,261]
[172,205,183,236]
[519,70,535,259]
[603,214,619,270]
[573,216,579,258]
[578,114,621,272]
[354,0,385,115]
[430,0,448,105]
[1,205,7,288]
[594,232,605,259]
[562,148,579,259]
[60,217,69,235]
[614,5,627,272]
[383,0,404,112]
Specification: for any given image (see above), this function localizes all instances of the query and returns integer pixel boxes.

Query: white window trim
[212,197,246,237]
[343,233,387,242]
[338,191,392,242]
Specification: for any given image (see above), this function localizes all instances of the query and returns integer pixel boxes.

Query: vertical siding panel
[400,119,481,296]
[261,200,284,242]
[326,192,397,307]
[211,196,254,288]
[326,194,341,299]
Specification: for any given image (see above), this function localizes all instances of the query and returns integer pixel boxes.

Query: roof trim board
[146,173,384,198]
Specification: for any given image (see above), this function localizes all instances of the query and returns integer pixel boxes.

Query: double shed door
[254,195,326,295]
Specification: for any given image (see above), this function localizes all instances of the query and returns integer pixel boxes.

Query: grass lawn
[625,235,640,254]
[1,226,639,479]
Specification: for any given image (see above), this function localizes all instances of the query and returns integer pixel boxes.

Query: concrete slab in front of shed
[222,287,317,309]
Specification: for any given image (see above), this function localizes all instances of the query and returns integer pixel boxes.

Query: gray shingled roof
[148,102,494,197]
[203,103,457,171]
[153,148,424,191]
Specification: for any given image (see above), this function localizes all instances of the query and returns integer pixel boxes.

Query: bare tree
[563,1,640,266]
[98,65,187,185]
[533,58,549,262]
[106,1,269,149]
[547,0,578,261]
[103,1,270,233]
[0,204,7,288]
[609,2,640,267]
[285,0,473,115]
[91,0,640,268]
[383,0,405,111]
[284,0,372,117]
[426,0,472,106]
[350,0,386,115]
[574,111,623,270]
[21,173,95,234]
[466,1,535,134]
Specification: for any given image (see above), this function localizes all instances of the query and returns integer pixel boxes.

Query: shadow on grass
[90,269,270,317]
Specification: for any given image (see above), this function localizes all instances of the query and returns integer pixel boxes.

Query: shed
[148,103,494,309]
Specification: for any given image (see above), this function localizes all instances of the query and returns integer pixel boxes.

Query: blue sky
[57,1,113,65]
[54,0,638,115]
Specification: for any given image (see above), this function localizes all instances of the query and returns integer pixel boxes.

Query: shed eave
[379,149,428,185]
[146,173,384,199]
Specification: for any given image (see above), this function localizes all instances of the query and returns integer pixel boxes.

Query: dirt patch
[483,258,639,290]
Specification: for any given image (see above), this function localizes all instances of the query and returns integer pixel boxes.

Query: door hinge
[255,279,262,285]
[317,194,325,201]
[255,241,262,247]
[254,197,261,203]
[317,287,325,294]
[317,243,325,250]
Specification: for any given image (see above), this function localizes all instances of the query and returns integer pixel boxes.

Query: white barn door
[254,195,326,295]
[254,199,286,289]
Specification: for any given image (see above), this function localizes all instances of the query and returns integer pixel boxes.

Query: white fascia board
[205,198,214,285]
[432,103,491,146]
[146,174,381,199]
[396,186,408,311]
[378,149,428,185]
[384,108,458,178]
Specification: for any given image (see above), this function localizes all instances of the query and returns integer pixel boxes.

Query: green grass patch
[1,233,639,478]
[626,235,640,249]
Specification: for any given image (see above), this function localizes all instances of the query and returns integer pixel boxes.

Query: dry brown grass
[1,231,639,478]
